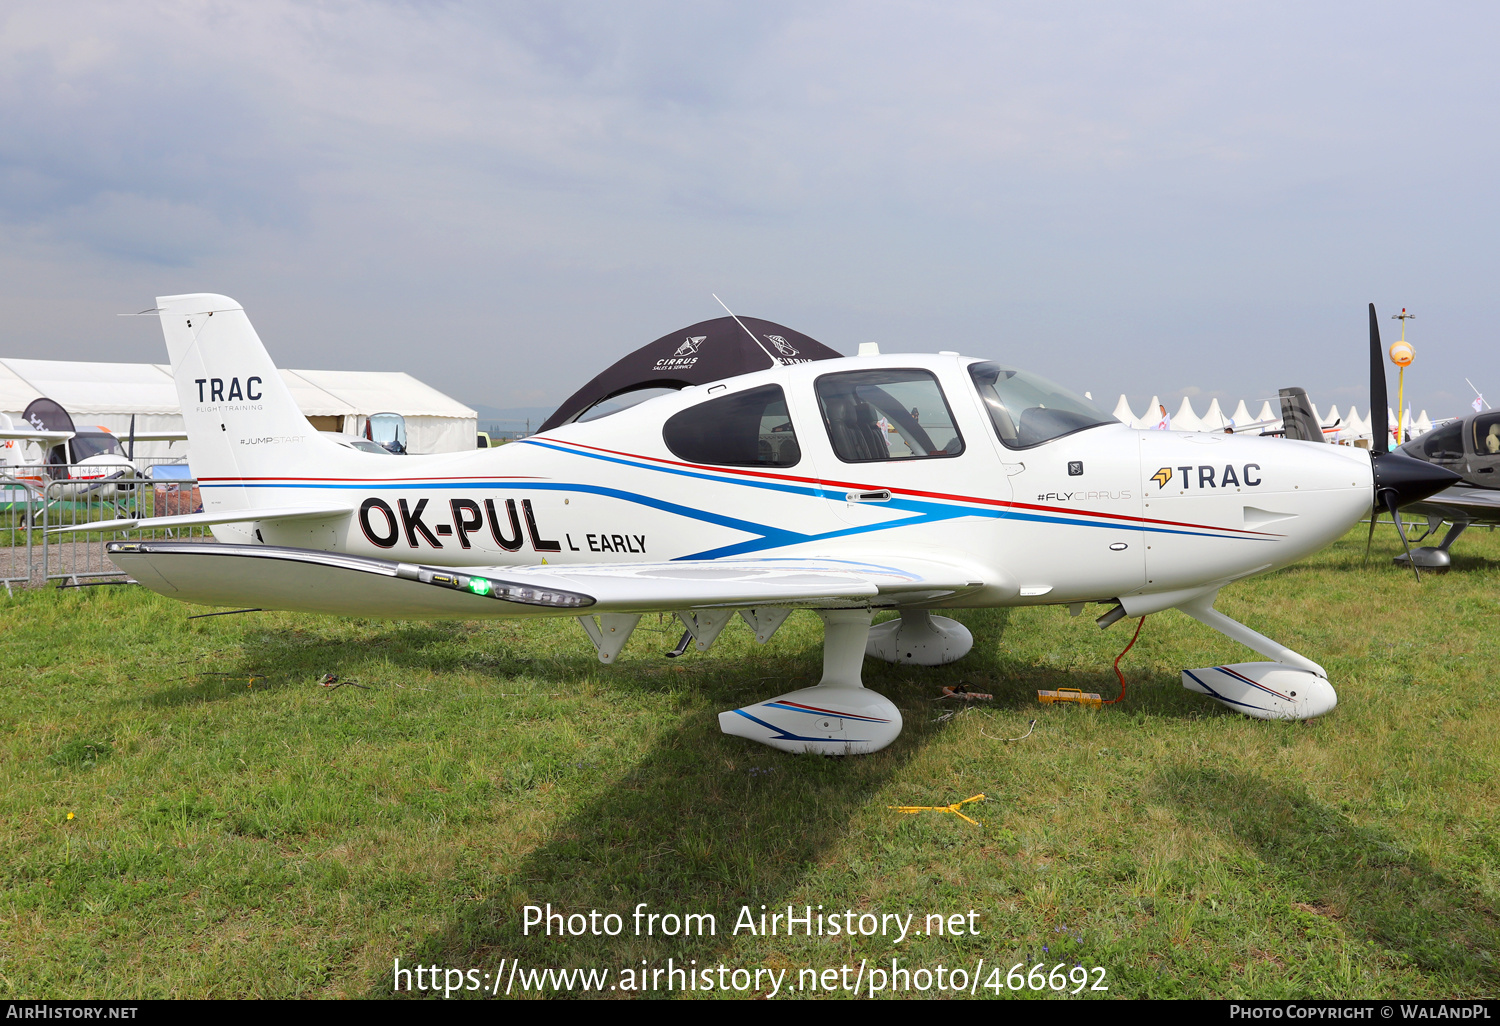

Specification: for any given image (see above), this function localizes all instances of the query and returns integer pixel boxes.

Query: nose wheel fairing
[1172,591,1336,721]
[1181,662,1337,720]
[1393,519,1468,571]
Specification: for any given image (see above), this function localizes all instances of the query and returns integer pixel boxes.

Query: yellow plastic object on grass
[1037,687,1102,708]
[888,794,987,826]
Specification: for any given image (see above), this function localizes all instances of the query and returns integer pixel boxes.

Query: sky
[2,1,1497,420]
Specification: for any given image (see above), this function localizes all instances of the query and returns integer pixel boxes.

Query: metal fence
[0,474,37,594]
[0,460,210,588]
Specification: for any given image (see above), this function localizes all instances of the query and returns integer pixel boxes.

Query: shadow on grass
[1157,766,1500,991]
[366,609,1246,999]
[929,607,1228,721]
[379,654,932,998]
[133,621,548,708]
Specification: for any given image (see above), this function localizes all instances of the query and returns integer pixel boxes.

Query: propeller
[1365,303,1386,562]
[1364,302,1462,578]
[1370,303,1388,456]
[127,414,136,462]
[1381,488,1420,582]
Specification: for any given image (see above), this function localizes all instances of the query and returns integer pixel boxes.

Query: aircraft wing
[1403,484,1500,524]
[46,505,352,536]
[105,541,986,618]
[0,428,72,442]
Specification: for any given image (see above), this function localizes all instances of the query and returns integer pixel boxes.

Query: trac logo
[1152,464,1262,490]
[194,377,263,403]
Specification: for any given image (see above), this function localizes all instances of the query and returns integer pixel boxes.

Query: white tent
[291,369,477,454]
[0,358,477,458]
[1200,398,1232,431]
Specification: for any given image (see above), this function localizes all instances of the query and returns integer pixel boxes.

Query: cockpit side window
[1472,414,1500,456]
[968,361,1114,449]
[814,369,963,463]
[662,384,800,467]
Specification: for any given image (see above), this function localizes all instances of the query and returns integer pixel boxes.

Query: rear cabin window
[661,384,801,467]
[815,369,963,463]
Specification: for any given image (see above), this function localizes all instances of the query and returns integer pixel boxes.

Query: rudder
[156,293,339,513]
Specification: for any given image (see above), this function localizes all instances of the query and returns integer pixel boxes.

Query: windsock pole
[1390,309,1415,444]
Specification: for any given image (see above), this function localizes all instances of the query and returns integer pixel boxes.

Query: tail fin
[157,294,337,508]
[1277,387,1325,443]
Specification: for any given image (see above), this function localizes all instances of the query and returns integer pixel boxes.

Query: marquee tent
[0,359,477,458]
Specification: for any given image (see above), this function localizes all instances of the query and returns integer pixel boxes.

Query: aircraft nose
[1370,450,1461,508]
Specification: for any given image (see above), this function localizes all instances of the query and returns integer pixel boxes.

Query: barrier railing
[34,462,207,586]
[0,474,39,594]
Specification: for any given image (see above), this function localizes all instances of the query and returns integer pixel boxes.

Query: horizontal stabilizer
[47,505,351,536]
[106,541,984,618]
[117,431,189,443]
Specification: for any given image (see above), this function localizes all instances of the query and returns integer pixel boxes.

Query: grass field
[3,524,1498,1000]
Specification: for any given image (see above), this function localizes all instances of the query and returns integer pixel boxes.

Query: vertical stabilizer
[156,294,337,516]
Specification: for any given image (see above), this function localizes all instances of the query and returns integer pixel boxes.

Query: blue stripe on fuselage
[206,439,1269,559]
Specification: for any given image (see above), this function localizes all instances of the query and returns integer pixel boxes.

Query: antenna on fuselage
[712,294,785,366]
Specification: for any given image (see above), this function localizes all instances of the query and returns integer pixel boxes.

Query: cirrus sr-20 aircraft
[81,294,1457,754]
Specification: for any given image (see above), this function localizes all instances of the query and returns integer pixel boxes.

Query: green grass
[2,524,1498,999]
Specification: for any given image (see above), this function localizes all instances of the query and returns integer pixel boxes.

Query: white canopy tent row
[0,359,478,459]
[1110,394,1434,445]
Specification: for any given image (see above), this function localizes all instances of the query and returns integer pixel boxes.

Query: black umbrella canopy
[537,316,843,433]
[22,397,74,434]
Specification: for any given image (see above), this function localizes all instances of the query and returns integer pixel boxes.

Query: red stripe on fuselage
[529,437,1280,538]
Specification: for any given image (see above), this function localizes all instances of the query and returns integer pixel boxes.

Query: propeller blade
[1383,489,1421,582]
[127,414,136,462]
[1370,303,1388,453]
[1364,509,1378,562]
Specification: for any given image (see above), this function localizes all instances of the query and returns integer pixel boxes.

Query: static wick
[187,608,262,619]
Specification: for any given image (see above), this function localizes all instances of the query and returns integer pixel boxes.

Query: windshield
[365,413,407,454]
[968,362,1115,449]
[71,433,122,461]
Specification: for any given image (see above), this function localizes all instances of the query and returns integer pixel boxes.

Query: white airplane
[1,398,187,499]
[87,294,1456,755]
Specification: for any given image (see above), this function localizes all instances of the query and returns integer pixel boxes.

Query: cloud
[0,2,1497,414]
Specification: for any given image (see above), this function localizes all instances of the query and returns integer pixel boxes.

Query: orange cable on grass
[1100,616,1146,705]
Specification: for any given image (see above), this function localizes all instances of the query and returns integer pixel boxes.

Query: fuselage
[206,352,1375,609]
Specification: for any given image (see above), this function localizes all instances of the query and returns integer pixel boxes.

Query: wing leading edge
[106,541,985,618]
